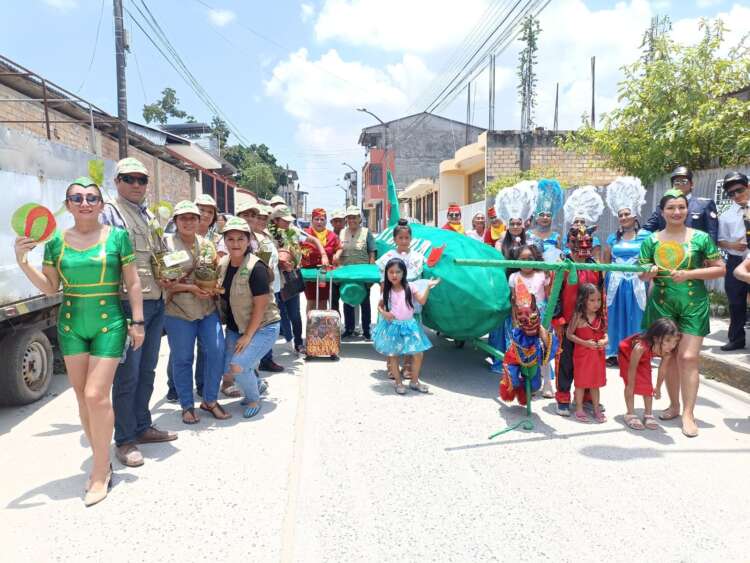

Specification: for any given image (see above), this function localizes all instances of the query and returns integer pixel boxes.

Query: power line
[76,0,106,93]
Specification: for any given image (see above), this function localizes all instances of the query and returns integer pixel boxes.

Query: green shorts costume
[639,230,720,337]
[44,227,135,358]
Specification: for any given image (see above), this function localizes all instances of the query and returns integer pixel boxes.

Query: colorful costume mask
[568,225,597,259]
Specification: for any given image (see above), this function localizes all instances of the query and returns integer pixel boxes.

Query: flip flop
[243,405,261,419]
[643,415,659,430]
[574,411,591,423]
[624,414,645,430]
[659,408,680,421]
[181,407,200,425]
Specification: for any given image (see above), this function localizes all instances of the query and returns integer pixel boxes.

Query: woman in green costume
[639,190,725,437]
[14,177,144,506]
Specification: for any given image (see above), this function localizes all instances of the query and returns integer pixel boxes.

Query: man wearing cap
[718,172,750,351]
[644,165,719,242]
[442,204,465,234]
[333,206,376,339]
[100,157,177,468]
[330,209,346,237]
[483,207,505,247]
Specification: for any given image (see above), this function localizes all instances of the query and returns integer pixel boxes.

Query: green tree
[142,87,195,124]
[211,116,230,151]
[224,143,287,193]
[239,162,276,199]
[560,19,750,184]
[517,15,541,131]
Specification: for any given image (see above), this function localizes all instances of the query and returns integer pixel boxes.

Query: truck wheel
[0,329,54,406]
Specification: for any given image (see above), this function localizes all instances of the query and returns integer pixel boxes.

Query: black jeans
[343,284,372,335]
[725,254,748,344]
[555,327,574,405]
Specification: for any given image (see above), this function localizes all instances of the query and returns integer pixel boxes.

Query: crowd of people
[12,155,749,506]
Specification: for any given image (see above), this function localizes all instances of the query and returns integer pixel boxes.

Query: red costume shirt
[300,228,340,268]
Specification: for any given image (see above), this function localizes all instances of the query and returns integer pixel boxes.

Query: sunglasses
[672,178,690,186]
[119,174,149,186]
[447,212,461,219]
[67,193,102,205]
[727,186,747,198]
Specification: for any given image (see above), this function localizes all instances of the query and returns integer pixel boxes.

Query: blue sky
[2,0,748,209]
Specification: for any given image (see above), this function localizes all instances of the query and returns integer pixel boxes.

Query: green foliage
[238,162,276,199]
[486,168,569,196]
[559,19,750,184]
[210,116,230,150]
[142,87,194,125]
[517,15,541,131]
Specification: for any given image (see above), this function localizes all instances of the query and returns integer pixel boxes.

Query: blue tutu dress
[605,231,648,357]
[372,285,432,356]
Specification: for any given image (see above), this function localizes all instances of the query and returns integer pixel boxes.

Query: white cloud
[301,3,315,22]
[696,0,723,7]
[43,0,77,10]
[672,4,750,51]
[314,0,490,53]
[208,8,236,27]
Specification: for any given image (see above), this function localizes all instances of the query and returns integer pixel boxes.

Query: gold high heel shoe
[84,464,113,507]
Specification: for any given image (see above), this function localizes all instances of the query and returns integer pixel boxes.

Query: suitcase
[305,270,341,360]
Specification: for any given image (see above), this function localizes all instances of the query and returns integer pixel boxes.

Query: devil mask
[513,280,541,336]
[568,225,597,258]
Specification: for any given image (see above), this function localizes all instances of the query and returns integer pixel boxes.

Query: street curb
[699,350,750,399]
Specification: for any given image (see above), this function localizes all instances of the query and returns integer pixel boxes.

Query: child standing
[566,283,608,423]
[373,258,439,395]
[618,318,680,430]
[508,245,553,397]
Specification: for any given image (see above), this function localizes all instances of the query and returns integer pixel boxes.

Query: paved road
[1,296,749,562]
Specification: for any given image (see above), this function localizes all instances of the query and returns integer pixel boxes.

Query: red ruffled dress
[618,335,653,396]
[572,316,607,389]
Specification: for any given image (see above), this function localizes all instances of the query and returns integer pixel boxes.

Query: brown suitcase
[305,271,341,360]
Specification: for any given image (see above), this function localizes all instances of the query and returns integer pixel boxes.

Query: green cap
[195,193,217,208]
[257,205,273,217]
[345,206,361,217]
[269,195,286,206]
[115,157,149,176]
[235,200,261,215]
[662,188,685,200]
[172,200,201,218]
[331,209,346,220]
[271,205,294,222]
[69,176,98,188]
[221,216,251,234]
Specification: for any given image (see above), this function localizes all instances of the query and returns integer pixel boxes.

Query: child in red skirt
[618,318,680,430]
[566,283,608,423]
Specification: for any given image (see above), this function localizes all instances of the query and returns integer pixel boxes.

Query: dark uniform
[643,165,719,242]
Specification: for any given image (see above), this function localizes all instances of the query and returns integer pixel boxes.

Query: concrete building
[358,112,484,231]
[398,178,438,226]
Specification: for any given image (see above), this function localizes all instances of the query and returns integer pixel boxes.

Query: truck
[0,125,116,406]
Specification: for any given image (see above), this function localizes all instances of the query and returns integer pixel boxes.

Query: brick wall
[0,82,192,202]
[486,129,620,186]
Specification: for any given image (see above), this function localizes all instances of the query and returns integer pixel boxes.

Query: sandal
[221,383,242,398]
[624,414,645,430]
[395,383,406,395]
[643,414,659,430]
[574,411,591,423]
[659,407,680,421]
[182,407,200,425]
[243,404,261,418]
[593,409,607,424]
[409,382,429,393]
[200,402,232,420]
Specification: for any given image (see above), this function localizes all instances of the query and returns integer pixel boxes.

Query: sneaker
[341,331,355,339]
[362,333,372,342]
[556,402,570,417]
[285,341,296,354]
[166,390,178,403]
[295,344,306,355]
[115,443,144,467]
[259,380,269,396]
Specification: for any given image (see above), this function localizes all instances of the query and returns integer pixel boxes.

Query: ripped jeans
[223,323,280,404]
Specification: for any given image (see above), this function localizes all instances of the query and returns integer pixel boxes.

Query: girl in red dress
[566,283,608,423]
[618,318,680,430]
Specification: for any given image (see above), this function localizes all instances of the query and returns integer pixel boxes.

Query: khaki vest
[108,196,162,300]
[164,234,216,321]
[340,227,370,265]
[216,253,280,333]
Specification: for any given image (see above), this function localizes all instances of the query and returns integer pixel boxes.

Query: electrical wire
[76,0,106,93]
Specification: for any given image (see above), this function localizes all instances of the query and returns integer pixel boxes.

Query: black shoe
[259,360,284,373]
[605,356,618,367]
[342,331,354,339]
[362,333,372,342]
[720,340,745,352]
[166,390,178,403]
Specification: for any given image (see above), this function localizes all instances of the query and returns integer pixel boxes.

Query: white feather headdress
[605,176,646,217]
[563,185,604,225]
[495,180,538,224]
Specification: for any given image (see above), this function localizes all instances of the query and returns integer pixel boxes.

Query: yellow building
[437,132,486,217]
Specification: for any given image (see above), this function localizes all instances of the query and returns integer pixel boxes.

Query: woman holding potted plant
[163,200,229,424]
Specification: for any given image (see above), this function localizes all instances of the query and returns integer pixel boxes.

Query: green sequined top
[43,227,135,299]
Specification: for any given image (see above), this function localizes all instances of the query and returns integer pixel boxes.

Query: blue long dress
[605,231,648,358]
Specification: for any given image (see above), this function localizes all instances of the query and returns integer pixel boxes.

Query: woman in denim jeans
[217,217,281,418]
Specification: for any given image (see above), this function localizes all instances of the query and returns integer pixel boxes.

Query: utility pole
[113,0,129,159]
[553,82,559,132]
[488,54,496,132]
[591,56,596,128]
[465,82,471,146]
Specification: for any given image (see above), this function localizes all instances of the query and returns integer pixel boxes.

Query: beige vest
[164,234,216,321]
[340,226,370,265]
[216,253,280,333]
[108,196,162,300]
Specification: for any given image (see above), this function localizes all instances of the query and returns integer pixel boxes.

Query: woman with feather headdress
[603,177,649,365]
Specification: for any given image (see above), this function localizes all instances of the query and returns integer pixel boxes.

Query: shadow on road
[0,373,70,437]
[724,417,750,434]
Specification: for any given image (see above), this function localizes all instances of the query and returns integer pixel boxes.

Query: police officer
[643,165,719,242]
[718,171,750,351]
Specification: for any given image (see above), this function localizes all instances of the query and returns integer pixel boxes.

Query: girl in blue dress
[373,258,440,395]
[603,177,649,364]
